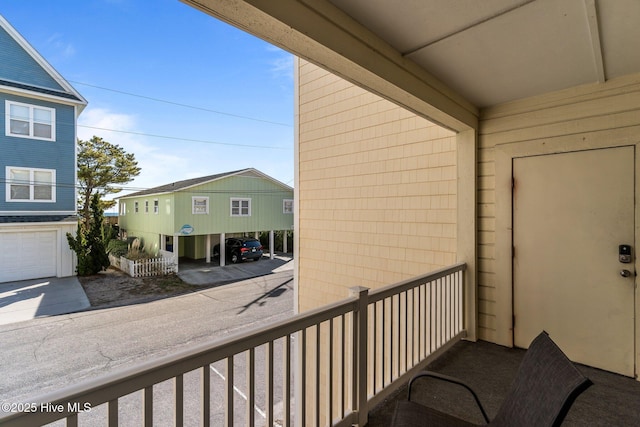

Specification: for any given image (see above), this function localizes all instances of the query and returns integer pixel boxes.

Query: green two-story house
[117,168,293,267]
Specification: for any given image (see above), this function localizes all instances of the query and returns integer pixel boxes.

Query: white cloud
[270,54,294,80]
[46,33,76,59]
[78,107,136,137]
[77,108,191,197]
[78,108,151,155]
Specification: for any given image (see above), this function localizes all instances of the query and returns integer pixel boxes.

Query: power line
[2,116,292,150]
[78,125,291,150]
[69,80,293,128]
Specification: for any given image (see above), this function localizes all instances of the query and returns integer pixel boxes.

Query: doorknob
[620,269,632,278]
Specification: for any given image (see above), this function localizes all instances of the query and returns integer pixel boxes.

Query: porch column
[269,230,275,259]
[206,234,211,263]
[173,234,179,273]
[220,232,226,267]
[457,129,477,341]
[283,230,288,253]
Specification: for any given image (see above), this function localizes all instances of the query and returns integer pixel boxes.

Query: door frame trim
[494,128,639,378]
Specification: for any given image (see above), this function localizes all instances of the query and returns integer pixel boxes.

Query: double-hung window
[6,167,55,202]
[230,198,251,216]
[6,101,55,141]
[192,197,209,214]
[283,199,293,214]
[153,199,159,214]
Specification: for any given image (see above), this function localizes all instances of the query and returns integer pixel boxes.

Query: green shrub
[106,239,129,257]
[126,238,149,260]
[67,194,110,275]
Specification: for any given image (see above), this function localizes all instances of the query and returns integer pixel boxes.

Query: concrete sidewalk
[0,277,90,325]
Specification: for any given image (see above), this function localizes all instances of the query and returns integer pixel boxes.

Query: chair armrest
[408,371,490,424]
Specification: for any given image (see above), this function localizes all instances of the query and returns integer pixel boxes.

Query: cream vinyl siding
[477,72,640,345]
[297,60,457,312]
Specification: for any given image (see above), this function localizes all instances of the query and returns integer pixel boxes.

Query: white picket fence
[109,254,177,278]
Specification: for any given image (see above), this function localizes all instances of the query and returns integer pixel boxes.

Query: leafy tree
[77,136,141,225]
[67,193,110,275]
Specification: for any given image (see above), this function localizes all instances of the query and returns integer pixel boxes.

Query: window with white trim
[145,200,149,213]
[134,201,139,213]
[6,167,55,202]
[230,198,251,216]
[5,101,55,141]
[283,199,293,214]
[153,199,159,214]
[192,196,209,214]
[120,202,126,216]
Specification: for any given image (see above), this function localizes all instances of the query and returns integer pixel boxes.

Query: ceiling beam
[585,0,606,83]
[181,0,478,131]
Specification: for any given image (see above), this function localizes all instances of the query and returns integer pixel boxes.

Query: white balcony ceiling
[183,0,640,126]
[328,0,640,107]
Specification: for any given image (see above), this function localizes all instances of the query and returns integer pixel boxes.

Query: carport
[164,229,290,269]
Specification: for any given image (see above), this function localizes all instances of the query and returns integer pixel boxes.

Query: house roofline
[233,168,294,192]
[116,168,293,200]
[0,14,88,111]
[0,83,87,111]
[0,79,84,102]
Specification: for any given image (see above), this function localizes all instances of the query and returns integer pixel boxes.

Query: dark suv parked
[213,237,263,263]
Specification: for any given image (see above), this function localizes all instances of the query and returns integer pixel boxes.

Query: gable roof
[119,168,293,199]
[0,14,87,109]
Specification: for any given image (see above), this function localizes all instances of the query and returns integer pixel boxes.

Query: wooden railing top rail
[368,262,466,303]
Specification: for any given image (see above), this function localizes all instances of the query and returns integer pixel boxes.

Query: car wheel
[230,252,240,264]
[254,256,260,262]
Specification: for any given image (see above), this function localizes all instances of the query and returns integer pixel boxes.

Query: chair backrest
[490,331,592,427]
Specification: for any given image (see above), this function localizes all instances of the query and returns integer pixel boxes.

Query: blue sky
[1,0,294,210]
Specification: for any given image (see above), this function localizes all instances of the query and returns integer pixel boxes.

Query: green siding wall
[118,194,175,251]
[172,175,293,235]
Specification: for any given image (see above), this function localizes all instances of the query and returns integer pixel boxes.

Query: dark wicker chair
[392,331,592,427]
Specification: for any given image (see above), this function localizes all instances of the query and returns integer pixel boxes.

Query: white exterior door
[513,147,635,376]
[0,231,57,282]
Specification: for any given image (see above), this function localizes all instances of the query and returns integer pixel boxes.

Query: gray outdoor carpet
[367,340,640,426]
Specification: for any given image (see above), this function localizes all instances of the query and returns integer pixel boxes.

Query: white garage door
[0,231,57,282]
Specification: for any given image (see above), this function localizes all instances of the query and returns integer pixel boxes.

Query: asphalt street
[0,268,294,425]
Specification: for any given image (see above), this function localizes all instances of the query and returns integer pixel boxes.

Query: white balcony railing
[0,262,466,426]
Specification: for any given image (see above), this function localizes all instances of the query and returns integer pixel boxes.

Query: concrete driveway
[177,253,293,285]
[0,276,90,326]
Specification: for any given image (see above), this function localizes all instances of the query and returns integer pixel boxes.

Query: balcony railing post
[349,286,369,427]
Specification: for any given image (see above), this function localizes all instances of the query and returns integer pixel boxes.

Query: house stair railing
[0,262,466,426]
